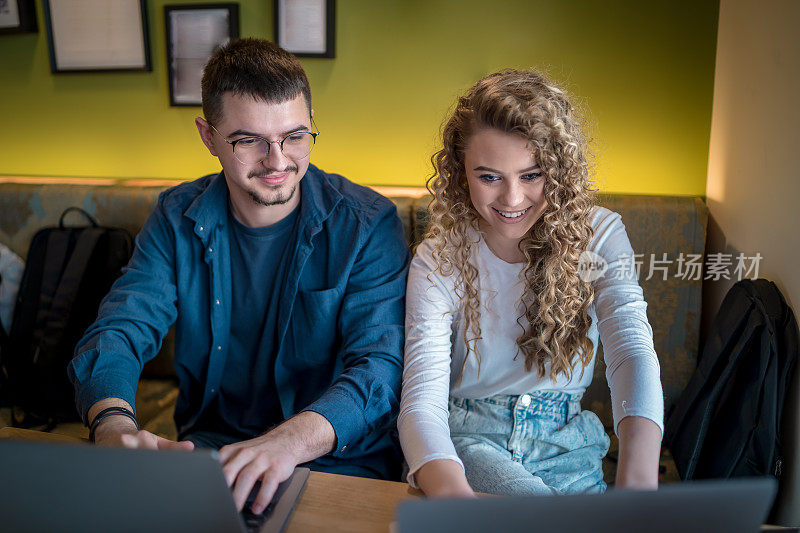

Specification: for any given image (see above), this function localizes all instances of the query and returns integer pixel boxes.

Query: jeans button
[519,394,531,407]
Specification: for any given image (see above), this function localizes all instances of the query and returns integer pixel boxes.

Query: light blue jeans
[448,391,609,496]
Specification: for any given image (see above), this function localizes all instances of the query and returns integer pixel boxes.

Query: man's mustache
[248,166,298,179]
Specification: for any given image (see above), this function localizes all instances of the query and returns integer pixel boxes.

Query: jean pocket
[572,410,611,451]
[448,398,471,433]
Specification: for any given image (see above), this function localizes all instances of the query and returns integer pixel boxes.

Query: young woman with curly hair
[398,69,663,498]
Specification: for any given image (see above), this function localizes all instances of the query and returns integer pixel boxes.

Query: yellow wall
[0,0,719,194]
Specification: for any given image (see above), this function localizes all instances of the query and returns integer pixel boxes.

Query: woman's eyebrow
[473,165,541,173]
[518,165,541,173]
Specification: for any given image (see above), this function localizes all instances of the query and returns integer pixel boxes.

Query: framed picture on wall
[0,0,37,34]
[274,0,335,58]
[42,0,151,73]
[165,3,239,107]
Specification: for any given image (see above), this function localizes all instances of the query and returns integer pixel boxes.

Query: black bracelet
[89,406,140,443]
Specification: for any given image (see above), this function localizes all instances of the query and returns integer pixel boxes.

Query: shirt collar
[184,164,342,240]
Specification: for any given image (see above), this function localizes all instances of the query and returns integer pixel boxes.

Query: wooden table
[0,426,420,533]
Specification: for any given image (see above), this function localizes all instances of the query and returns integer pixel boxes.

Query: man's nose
[262,141,289,169]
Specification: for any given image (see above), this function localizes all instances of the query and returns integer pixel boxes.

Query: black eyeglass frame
[208,119,320,164]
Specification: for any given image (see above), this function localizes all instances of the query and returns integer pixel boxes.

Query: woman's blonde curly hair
[425,68,596,382]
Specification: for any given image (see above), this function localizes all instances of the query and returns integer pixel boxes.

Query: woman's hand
[615,415,662,490]
[415,459,477,498]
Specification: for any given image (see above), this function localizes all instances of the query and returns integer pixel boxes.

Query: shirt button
[199,226,204,231]
[215,299,220,305]
[208,247,213,253]
[210,388,216,393]
[340,446,347,452]
[217,345,222,351]
[519,394,531,407]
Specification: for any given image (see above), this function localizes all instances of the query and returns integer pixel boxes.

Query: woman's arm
[589,209,665,488]
[415,459,476,498]
[398,241,472,497]
[615,415,662,489]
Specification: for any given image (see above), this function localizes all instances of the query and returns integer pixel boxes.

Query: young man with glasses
[68,38,409,513]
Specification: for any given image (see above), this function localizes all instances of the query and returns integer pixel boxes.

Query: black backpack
[664,279,798,481]
[0,207,133,428]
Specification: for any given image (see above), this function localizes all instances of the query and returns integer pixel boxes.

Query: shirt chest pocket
[291,286,344,358]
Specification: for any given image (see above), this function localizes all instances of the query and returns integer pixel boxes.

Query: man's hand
[94,416,195,451]
[218,411,336,514]
[218,432,300,513]
[87,397,194,451]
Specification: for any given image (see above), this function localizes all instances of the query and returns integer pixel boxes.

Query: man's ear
[195,117,219,157]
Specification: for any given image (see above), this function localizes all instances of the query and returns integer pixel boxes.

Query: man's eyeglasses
[209,121,320,165]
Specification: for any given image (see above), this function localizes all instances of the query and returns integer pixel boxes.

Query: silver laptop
[0,439,308,533]
[397,477,777,533]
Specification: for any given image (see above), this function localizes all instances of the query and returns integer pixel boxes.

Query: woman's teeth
[496,208,528,218]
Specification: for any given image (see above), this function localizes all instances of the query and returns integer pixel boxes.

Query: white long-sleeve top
[398,206,664,486]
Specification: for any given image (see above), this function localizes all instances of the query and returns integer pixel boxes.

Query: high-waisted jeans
[448,390,609,496]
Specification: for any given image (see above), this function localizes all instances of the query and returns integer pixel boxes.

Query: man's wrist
[89,406,139,442]
[92,414,139,442]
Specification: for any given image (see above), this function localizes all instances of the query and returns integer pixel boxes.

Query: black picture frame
[42,0,151,73]
[0,0,37,34]
[274,0,335,58]
[165,3,239,107]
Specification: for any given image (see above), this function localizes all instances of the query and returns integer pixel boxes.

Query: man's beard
[247,166,298,206]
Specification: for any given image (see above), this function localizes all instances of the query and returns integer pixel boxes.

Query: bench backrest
[0,183,707,424]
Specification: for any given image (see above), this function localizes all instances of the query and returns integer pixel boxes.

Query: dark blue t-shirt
[195,204,299,439]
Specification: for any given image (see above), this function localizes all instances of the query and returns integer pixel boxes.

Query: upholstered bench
[0,180,707,485]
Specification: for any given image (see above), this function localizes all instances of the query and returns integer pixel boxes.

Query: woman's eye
[478,174,500,183]
[521,172,542,181]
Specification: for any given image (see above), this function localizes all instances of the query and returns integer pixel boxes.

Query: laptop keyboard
[240,479,288,533]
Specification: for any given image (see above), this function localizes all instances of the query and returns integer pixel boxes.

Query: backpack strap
[34,228,104,368]
[664,281,758,478]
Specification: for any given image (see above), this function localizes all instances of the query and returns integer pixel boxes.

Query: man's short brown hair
[201,38,312,126]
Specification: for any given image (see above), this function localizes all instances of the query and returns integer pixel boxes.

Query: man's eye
[478,174,500,183]
[522,172,542,181]
[237,137,261,147]
[285,133,305,143]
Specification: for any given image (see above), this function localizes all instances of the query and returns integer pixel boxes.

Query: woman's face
[464,127,547,257]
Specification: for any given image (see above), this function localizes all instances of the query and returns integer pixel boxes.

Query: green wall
[0,0,719,194]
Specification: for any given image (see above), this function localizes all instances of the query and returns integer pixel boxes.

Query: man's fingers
[217,443,236,463]
[155,437,195,451]
[231,463,264,511]
[220,446,253,487]
[252,472,281,514]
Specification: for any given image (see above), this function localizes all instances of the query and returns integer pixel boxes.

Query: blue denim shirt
[68,165,410,477]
